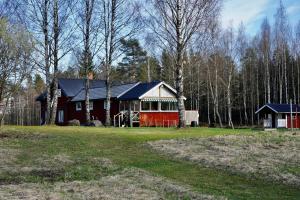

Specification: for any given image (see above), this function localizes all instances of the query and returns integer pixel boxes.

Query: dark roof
[255,103,300,114]
[58,78,106,97]
[71,83,138,102]
[36,78,106,101]
[118,81,162,100]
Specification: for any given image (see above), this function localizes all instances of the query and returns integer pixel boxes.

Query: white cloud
[287,5,300,14]
[221,0,271,29]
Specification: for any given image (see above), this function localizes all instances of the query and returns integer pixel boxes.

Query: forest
[0,0,299,128]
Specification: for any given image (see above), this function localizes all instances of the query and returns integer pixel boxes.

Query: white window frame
[89,101,93,111]
[58,110,64,123]
[76,102,82,111]
[104,100,111,110]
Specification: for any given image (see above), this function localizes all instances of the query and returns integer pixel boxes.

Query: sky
[221,0,300,35]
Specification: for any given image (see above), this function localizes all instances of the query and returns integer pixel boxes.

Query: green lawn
[0,126,299,199]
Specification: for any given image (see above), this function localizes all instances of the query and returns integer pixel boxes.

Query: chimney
[88,72,94,80]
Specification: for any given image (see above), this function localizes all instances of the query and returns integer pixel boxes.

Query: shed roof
[118,81,162,100]
[255,103,300,114]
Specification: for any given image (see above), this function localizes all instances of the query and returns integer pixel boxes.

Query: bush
[68,119,80,126]
[89,120,103,127]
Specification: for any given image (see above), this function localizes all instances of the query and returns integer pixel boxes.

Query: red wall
[40,97,120,125]
[139,112,179,127]
[287,115,300,128]
[66,98,119,125]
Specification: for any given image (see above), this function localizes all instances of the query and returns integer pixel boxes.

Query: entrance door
[58,110,64,123]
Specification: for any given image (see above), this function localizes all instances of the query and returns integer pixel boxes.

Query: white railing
[113,111,140,127]
[263,119,272,128]
[277,119,286,128]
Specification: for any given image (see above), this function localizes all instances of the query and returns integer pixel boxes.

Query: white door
[58,110,64,123]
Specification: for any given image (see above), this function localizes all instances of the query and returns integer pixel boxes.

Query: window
[161,102,169,110]
[151,102,159,110]
[89,101,93,111]
[58,110,64,123]
[160,102,178,111]
[104,101,111,110]
[141,102,150,110]
[169,102,178,110]
[141,101,159,111]
[76,102,82,111]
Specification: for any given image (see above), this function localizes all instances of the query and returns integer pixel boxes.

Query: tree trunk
[175,1,185,128]
[50,0,59,125]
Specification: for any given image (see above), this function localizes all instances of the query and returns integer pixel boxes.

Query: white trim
[255,105,278,114]
[139,81,186,100]
[117,82,141,98]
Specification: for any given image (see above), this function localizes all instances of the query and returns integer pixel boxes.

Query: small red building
[255,104,300,129]
[37,78,198,127]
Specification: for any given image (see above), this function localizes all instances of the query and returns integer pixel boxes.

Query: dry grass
[0,167,224,200]
[147,132,300,186]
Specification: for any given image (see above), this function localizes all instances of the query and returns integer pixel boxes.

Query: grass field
[0,126,299,199]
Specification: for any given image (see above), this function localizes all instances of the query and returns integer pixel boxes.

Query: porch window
[161,102,169,110]
[151,102,159,110]
[76,102,82,111]
[141,101,150,110]
[170,102,178,110]
[161,102,177,111]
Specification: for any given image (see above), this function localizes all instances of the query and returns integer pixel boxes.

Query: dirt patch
[147,133,300,186]
[0,168,225,200]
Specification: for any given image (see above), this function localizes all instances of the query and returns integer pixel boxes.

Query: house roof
[255,103,300,114]
[37,79,179,103]
[36,78,106,101]
[71,83,138,102]
[118,81,162,100]
[58,78,106,97]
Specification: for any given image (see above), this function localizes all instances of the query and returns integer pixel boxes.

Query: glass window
[161,102,169,110]
[76,102,82,111]
[141,102,150,110]
[169,102,178,110]
[151,102,159,110]
[89,101,93,111]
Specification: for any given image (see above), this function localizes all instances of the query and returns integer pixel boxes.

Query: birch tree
[101,0,140,126]
[147,0,221,127]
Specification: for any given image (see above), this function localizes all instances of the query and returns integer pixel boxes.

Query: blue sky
[221,0,300,35]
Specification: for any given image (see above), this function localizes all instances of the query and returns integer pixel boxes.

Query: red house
[37,78,199,127]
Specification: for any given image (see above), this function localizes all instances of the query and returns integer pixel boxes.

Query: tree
[0,19,34,125]
[147,0,221,127]
[101,0,140,126]
[118,38,147,81]
[260,18,271,104]
[274,0,290,103]
[34,74,46,94]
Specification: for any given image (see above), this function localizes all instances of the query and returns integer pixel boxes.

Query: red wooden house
[37,78,199,127]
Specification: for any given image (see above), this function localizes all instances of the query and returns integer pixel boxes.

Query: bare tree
[101,0,140,126]
[147,0,221,127]
[260,18,271,104]
[0,19,34,125]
